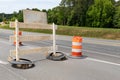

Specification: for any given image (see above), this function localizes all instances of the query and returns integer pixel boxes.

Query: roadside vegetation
[0,0,120,40]
[0,25,120,40]
[0,0,120,28]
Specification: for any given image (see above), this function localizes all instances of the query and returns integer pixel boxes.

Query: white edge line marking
[83,49,120,59]
[59,45,120,59]
[63,52,120,67]
[87,58,120,66]
[0,60,9,65]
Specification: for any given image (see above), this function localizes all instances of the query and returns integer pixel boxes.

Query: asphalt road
[0,29,120,80]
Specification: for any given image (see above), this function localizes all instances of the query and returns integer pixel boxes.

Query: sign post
[53,23,56,56]
[9,10,67,69]
[15,19,19,61]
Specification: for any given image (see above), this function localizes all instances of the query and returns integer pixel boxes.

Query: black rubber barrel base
[47,52,67,61]
[10,58,35,69]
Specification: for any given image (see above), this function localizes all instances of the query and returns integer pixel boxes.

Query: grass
[57,26,120,40]
[0,24,120,40]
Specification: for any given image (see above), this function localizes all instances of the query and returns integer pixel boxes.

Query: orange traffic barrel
[71,36,82,57]
[14,31,22,46]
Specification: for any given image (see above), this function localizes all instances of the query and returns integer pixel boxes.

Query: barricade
[71,36,82,58]
[8,10,66,69]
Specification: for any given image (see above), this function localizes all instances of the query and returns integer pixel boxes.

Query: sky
[0,0,119,14]
[0,0,61,14]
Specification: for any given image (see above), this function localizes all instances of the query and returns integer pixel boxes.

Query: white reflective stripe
[72,49,82,52]
[72,42,82,46]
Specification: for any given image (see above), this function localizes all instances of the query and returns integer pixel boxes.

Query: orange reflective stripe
[72,52,82,57]
[72,45,82,49]
[72,36,82,42]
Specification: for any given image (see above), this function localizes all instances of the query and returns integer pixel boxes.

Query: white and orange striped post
[71,36,82,58]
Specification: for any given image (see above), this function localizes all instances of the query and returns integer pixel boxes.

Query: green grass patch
[0,24,14,30]
[0,25,120,40]
[57,26,120,40]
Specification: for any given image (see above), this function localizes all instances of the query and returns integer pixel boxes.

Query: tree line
[0,0,120,28]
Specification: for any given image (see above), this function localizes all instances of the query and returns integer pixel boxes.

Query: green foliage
[0,0,120,28]
[42,9,47,12]
[10,11,23,22]
[17,10,23,22]
[47,0,118,28]
[87,0,115,28]
[113,6,120,28]
[10,17,16,21]
[32,8,40,11]
[59,0,94,26]
[0,13,13,22]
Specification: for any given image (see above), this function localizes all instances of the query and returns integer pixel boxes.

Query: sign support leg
[15,19,19,61]
[53,23,56,55]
